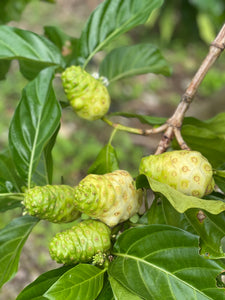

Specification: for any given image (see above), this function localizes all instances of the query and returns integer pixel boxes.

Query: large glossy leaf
[109,225,225,299]
[0,215,38,288]
[99,43,171,83]
[0,25,64,78]
[140,196,225,259]
[109,276,141,300]
[79,0,164,66]
[9,67,61,188]
[16,266,72,300]
[44,264,106,300]
[148,177,225,214]
[88,143,119,175]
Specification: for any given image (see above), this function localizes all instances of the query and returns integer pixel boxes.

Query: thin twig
[101,117,168,135]
[155,23,225,154]
[101,24,225,152]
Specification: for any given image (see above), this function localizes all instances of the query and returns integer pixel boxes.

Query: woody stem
[155,23,225,154]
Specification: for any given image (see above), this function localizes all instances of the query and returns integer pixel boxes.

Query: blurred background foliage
[0,0,224,298]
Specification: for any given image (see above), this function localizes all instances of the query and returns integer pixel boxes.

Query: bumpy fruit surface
[23,185,80,223]
[139,150,215,198]
[73,170,143,227]
[61,66,110,120]
[49,219,111,265]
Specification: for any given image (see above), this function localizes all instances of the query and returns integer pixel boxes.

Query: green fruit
[23,185,80,223]
[139,150,215,198]
[49,219,111,265]
[73,170,143,227]
[61,66,110,121]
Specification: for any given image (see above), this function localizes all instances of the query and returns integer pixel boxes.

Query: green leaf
[44,26,79,66]
[9,67,61,188]
[32,125,60,186]
[109,225,225,299]
[79,0,164,67]
[215,170,225,179]
[185,209,225,259]
[141,196,225,259]
[99,43,171,83]
[108,112,167,125]
[0,59,11,80]
[0,178,22,212]
[184,113,225,139]
[214,175,225,194]
[88,144,119,175]
[16,266,72,300]
[0,25,64,79]
[181,125,225,168]
[0,150,25,192]
[96,277,114,300]
[174,114,225,167]
[44,264,106,300]
[0,0,32,24]
[0,215,38,288]
[135,174,150,189]
[109,276,141,300]
[148,177,225,214]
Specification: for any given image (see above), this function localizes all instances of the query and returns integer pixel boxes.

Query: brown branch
[102,24,225,151]
[155,23,225,154]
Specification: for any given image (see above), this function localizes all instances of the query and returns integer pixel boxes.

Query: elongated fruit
[61,66,110,120]
[139,150,215,198]
[74,170,143,227]
[23,185,80,223]
[49,219,111,265]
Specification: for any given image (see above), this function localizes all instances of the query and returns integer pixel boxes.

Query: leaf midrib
[113,252,213,299]
[45,267,106,297]
[83,4,151,68]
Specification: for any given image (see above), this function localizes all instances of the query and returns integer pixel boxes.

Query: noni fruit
[49,219,111,265]
[73,170,143,227]
[139,150,215,198]
[23,185,80,223]
[61,66,110,120]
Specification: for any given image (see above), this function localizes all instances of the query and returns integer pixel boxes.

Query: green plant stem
[102,116,167,135]
[0,192,24,200]
[108,128,118,145]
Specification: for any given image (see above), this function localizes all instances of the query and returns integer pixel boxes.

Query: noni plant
[0,1,225,300]
[139,150,215,198]
[22,185,80,223]
[61,66,111,120]
[49,219,111,265]
[73,170,143,227]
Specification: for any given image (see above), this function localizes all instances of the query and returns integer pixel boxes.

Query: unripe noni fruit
[139,150,215,198]
[73,170,143,227]
[61,66,110,121]
[23,185,80,223]
[49,219,111,265]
